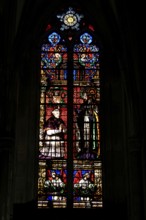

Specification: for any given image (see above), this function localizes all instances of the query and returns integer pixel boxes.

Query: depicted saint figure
[44,171,66,204]
[74,171,96,204]
[44,171,65,192]
[75,90,99,159]
[40,108,67,158]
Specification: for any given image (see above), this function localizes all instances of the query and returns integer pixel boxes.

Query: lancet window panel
[38,7,103,209]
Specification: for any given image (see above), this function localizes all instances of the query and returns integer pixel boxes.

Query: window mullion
[67,44,74,208]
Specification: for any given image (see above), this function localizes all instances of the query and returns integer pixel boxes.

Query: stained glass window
[38,7,102,209]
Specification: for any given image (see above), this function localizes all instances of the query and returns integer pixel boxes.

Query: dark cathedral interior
[0,0,145,220]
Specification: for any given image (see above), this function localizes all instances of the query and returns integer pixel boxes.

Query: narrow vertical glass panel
[38,7,103,209]
[73,32,102,208]
[38,32,68,208]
